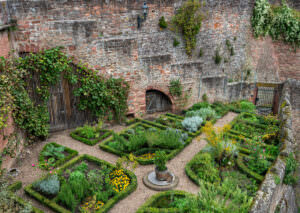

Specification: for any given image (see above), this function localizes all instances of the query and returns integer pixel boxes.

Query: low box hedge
[136,190,194,213]
[24,154,137,213]
[38,142,78,170]
[99,121,194,165]
[7,181,43,213]
[70,129,112,146]
[236,154,264,182]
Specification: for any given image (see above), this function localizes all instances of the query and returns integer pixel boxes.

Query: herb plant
[154,151,167,171]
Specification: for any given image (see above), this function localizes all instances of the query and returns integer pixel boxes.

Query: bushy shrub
[146,129,183,149]
[192,153,220,183]
[33,175,60,197]
[240,100,256,112]
[74,162,89,173]
[154,151,167,171]
[283,153,298,185]
[128,133,147,152]
[41,144,65,160]
[77,125,95,139]
[57,183,77,212]
[181,116,203,132]
[169,79,182,97]
[246,145,271,175]
[188,101,210,111]
[186,107,216,121]
[159,16,168,29]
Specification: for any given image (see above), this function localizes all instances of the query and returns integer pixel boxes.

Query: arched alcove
[146,90,172,114]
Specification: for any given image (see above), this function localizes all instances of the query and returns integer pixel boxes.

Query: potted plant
[154,151,170,181]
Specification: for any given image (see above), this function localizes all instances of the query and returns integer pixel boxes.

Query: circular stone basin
[7,168,20,177]
[143,171,179,191]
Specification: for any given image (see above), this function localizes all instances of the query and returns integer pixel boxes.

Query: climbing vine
[251,0,300,48]
[172,0,204,56]
[0,47,129,141]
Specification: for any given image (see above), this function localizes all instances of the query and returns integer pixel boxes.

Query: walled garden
[1,98,297,213]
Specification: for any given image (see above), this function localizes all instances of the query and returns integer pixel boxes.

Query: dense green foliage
[185,107,217,121]
[169,79,182,97]
[181,116,203,132]
[154,151,167,171]
[251,0,300,47]
[0,47,129,141]
[33,175,60,197]
[158,16,168,29]
[283,153,298,185]
[172,0,203,55]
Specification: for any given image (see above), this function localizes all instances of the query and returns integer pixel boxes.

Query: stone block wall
[0,31,10,58]
[0,0,299,115]
[250,79,299,213]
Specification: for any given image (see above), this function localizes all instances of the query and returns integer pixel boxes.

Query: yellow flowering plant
[80,195,104,213]
[109,169,130,193]
[203,122,238,166]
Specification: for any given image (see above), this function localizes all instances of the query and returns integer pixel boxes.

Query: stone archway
[146,90,172,114]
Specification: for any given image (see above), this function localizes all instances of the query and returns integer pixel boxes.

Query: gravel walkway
[13,112,237,213]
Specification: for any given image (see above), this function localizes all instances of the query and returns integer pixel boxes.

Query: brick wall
[0,0,299,114]
[0,31,10,58]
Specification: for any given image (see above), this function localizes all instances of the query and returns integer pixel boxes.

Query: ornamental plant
[181,116,203,132]
[154,151,167,171]
[33,175,60,197]
[169,79,182,97]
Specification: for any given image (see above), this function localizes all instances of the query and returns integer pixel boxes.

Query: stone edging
[250,79,297,213]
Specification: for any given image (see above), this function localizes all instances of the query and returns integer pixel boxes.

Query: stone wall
[0,0,299,115]
[0,0,297,114]
[0,30,11,58]
[250,79,298,213]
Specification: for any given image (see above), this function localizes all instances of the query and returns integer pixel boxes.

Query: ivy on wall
[172,0,204,56]
[0,47,129,141]
[251,0,300,48]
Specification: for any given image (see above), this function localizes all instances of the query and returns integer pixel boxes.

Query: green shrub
[213,49,222,64]
[159,16,168,29]
[283,153,298,185]
[246,145,271,175]
[192,153,220,183]
[240,100,256,112]
[145,129,183,149]
[185,107,216,121]
[76,125,95,139]
[41,143,65,160]
[128,133,147,152]
[181,116,203,132]
[189,101,210,111]
[154,151,167,171]
[173,38,180,47]
[57,183,77,212]
[169,79,182,97]
[33,175,60,197]
[74,162,88,173]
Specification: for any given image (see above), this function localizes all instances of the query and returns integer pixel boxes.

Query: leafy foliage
[251,0,300,47]
[154,151,167,171]
[185,107,217,121]
[169,79,182,97]
[33,175,60,197]
[173,38,180,47]
[76,125,95,139]
[283,153,298,185]
[159,16,168,29]
[0,47,129,142]
[181,116,203,132]
[41,144,65,160]
[246,145,271,175]
[172,0,203,55]
[213,49,222,64]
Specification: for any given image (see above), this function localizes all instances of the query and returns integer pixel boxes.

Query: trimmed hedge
[185,150,206,186]
[38,142,78,170]
[70,129,112,146]
[25,154,137,213]
[7,181,44,213]
[8,181,22,192]
[136,190,194,213]
[236,154,264,182]
[99,121,194,165]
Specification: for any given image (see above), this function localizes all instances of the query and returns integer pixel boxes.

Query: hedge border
[236,154,264,182]
[99,121,194,165]
[70,129,112,146]
[24,154,137,213]
[7,181,44,213]
[136,190,194,213]
[38,142,78,170]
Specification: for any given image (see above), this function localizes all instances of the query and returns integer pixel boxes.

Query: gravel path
[13,112,237,213]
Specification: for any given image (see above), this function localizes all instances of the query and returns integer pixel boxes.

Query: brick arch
[145,85,175,112]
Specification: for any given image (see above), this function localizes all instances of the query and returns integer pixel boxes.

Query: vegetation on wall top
[251,0,300,48]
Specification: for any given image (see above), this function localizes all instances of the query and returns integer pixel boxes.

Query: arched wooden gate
[146,90,172,114]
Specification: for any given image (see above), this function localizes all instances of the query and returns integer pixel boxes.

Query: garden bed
[24,154,137,213]
[99,121,193,165]
[70,125,112,146]
[38,142,78,170]
[136,190,194,213]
